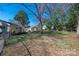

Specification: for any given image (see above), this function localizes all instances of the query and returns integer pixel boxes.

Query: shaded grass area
[6,32,41,46]
[6,34,26,46]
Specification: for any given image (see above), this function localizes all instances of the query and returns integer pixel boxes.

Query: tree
[66,9,77,31]
[42,19,52,31]
[45,4,59,31]
[22,3,46,33]
[53,12,60,31]
[46,4,67,31]
[46,4,58,26]
[71,4,79,36]
[73,4,79,32]
[59,4,66,30]
[34,3,46,33]
[14,10,29,28]
[66,4,79,31]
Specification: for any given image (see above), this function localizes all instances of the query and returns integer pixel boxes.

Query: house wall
[0,20,25,35]
[0,22,3,33]
[2,22,8,33]
[9,24,24,34]
[0,21,8,33]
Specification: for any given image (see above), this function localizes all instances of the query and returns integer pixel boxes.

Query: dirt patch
[2,42,30,56]
[2,32,79,56]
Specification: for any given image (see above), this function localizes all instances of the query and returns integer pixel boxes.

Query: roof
[11,20,23,28]
[0,19,23,28]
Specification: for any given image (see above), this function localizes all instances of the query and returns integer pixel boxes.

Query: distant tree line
[12,3,79,35]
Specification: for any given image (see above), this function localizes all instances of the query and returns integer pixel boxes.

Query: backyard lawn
[2,31,79,56]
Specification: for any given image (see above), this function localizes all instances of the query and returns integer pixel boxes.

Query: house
[0,20,9,33]
[25,27,31,32]
[0,19,24,34]
[9,24,21,34]
[0,22,2,33]
[42,25,47,30]
[9,20,24,34]
[30,26,42,32]
[30,25,47,32]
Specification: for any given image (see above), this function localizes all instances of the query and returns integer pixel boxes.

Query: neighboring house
[30,25,47,32]
[7,24,10,32]
[0,22,2,33]
[0,20,24,34]
[9,24,21,34]
[25,27,31,32]
[30,26,42,32]
[0,20,9,33]
[31,26,38,32]
[9,20,24,34]
[51,25,54,31]
[30,24,54,32]
[42,25,47,30]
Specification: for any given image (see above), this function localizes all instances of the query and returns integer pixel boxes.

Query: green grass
[41,31,70,37]
[6,31,71,46]
[6,32,41,46]
[4,31,79,56]
[6,33,27,46]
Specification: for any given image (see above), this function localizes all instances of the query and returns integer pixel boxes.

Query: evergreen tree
[14,10,29,28]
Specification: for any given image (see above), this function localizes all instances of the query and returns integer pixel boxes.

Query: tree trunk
[39,17,43,34]
[77,20,79,38]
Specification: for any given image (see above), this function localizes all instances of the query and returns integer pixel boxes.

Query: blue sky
[0,3,71,27]
[0,3,39,27]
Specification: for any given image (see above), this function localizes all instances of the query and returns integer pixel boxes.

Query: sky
[0,3,39,27]
[0,3,71,27]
